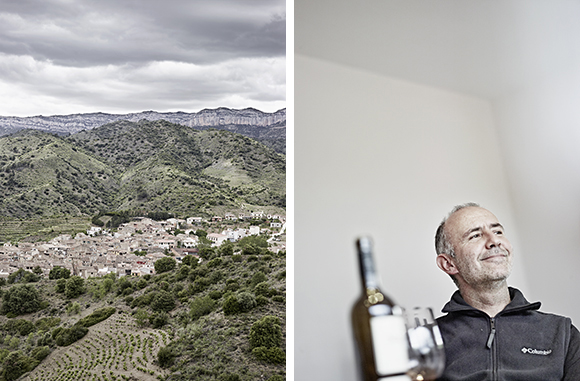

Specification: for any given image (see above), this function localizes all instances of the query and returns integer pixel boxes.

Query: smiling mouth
[481,249,508,261]
[482,255,506,261]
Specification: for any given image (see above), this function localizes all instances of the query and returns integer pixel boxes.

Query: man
[434,203,580,380]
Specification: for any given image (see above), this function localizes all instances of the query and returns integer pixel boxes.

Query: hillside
[0,108,286,154]
[0,244,286,381]
[0,121,285,225]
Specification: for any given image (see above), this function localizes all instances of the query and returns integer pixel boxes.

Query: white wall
[294,54,529,381]
[493,76,580,320]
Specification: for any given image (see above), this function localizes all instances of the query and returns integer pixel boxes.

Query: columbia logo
[521,347,552,356]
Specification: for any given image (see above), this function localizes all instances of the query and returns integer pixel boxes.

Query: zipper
[487,318,498,380]
[486,318,496,348]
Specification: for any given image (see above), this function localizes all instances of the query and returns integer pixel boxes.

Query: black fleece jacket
[436,287,580,381]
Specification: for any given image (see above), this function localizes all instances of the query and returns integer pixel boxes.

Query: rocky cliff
[0,107,286,136]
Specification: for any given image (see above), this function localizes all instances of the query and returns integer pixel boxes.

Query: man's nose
[485,231,501,249]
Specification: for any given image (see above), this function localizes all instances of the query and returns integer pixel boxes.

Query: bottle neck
[357,238,385,306]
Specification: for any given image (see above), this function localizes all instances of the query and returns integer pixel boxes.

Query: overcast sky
[0,0,286,117]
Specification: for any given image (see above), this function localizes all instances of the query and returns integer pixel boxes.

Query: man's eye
[494,230,503,235]
[469,234,480,240]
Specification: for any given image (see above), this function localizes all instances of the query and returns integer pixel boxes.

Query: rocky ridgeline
[0,107,286,136]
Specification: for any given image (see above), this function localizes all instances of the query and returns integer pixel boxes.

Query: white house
[207,233,228,246]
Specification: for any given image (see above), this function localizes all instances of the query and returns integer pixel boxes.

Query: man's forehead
[446,207,501,233]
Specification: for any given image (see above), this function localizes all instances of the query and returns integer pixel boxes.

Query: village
[0,211,286,281]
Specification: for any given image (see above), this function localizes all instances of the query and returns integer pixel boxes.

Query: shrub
[134,308,149,327]
[272,296,285,303]
[116,276,132,295]
[53,325,88,346]
[135,278,148,289]
[131,291,157,308]
[7,269,39,284]
[175,265,190,281]
[30,346,50,361]
[159,281,170,291]
[55,278,66,293]
[254,282,270,296]
[66,302,81,315]
[207,258,222,268]
[256,295,269,306]
[48,266,70,280]
[225,279,240,292]
[151,291,176,312]
[208,290,222,300]
[76,307,116,327]
[4,319,35,336]
[223,295,240,315]
[219,243,234,256]
[267,375,285,381]
[1,350,38,381]
[218,373,240,381]
[237,292,257,313]
[35,317,61,332]
[125,295,134,305]
[190,296,216,321]
[149,312,169,328]
[154,257,176,274]
[252,346,286,364]
[157,346,175,368]
[181,255,199,267]
[192,277,211,293]
[64,276,85,299]
[249,315,282,349]
[36,332,54,347]
[1,284,41,316]
[250,271,268,288]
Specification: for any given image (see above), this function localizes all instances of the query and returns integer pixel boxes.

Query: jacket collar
[442,287,541,315]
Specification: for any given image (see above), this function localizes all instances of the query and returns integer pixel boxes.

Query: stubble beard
[457,248,513,288]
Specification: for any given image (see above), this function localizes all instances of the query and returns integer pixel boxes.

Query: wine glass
[405,307,446,381]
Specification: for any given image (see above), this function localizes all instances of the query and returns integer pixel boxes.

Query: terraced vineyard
[26,312,169,381]
[0,216,91,243]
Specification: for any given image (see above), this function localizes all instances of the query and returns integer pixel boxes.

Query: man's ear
[436,253,459,276]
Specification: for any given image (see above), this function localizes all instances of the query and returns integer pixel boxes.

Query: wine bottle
[351,237,411,381]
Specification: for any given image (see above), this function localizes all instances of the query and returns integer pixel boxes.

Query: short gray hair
[435,202,481,257]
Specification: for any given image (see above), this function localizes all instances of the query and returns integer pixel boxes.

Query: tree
[1,284,41,316]
[157,346,175,368]
[249,315,282,349]
[151,291,175,312]
[55,278,66,293]
[7,269,39,284]
[195,229,208,239]
[134,308,149,327]
[64,276,85,299]
[238,235,269,250]
[49,266,70,280]
[189,295,216,320]
[223,295,240,315]
[32,266,43,276]
[154,257,176,274]
[1,350,38,381]
[219,241,234,256]
[181,255,199,267]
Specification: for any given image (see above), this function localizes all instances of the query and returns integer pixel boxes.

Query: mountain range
[0,119,285,221]
[0,107,286,154]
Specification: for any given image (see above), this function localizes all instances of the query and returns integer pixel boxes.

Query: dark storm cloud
[0,0,286,116]
[0,0,285,67]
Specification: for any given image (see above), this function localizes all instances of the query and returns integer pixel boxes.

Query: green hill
[0,248,286,381]
[0,121,285,241]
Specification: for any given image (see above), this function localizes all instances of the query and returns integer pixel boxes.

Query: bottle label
[370,314,409,376]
